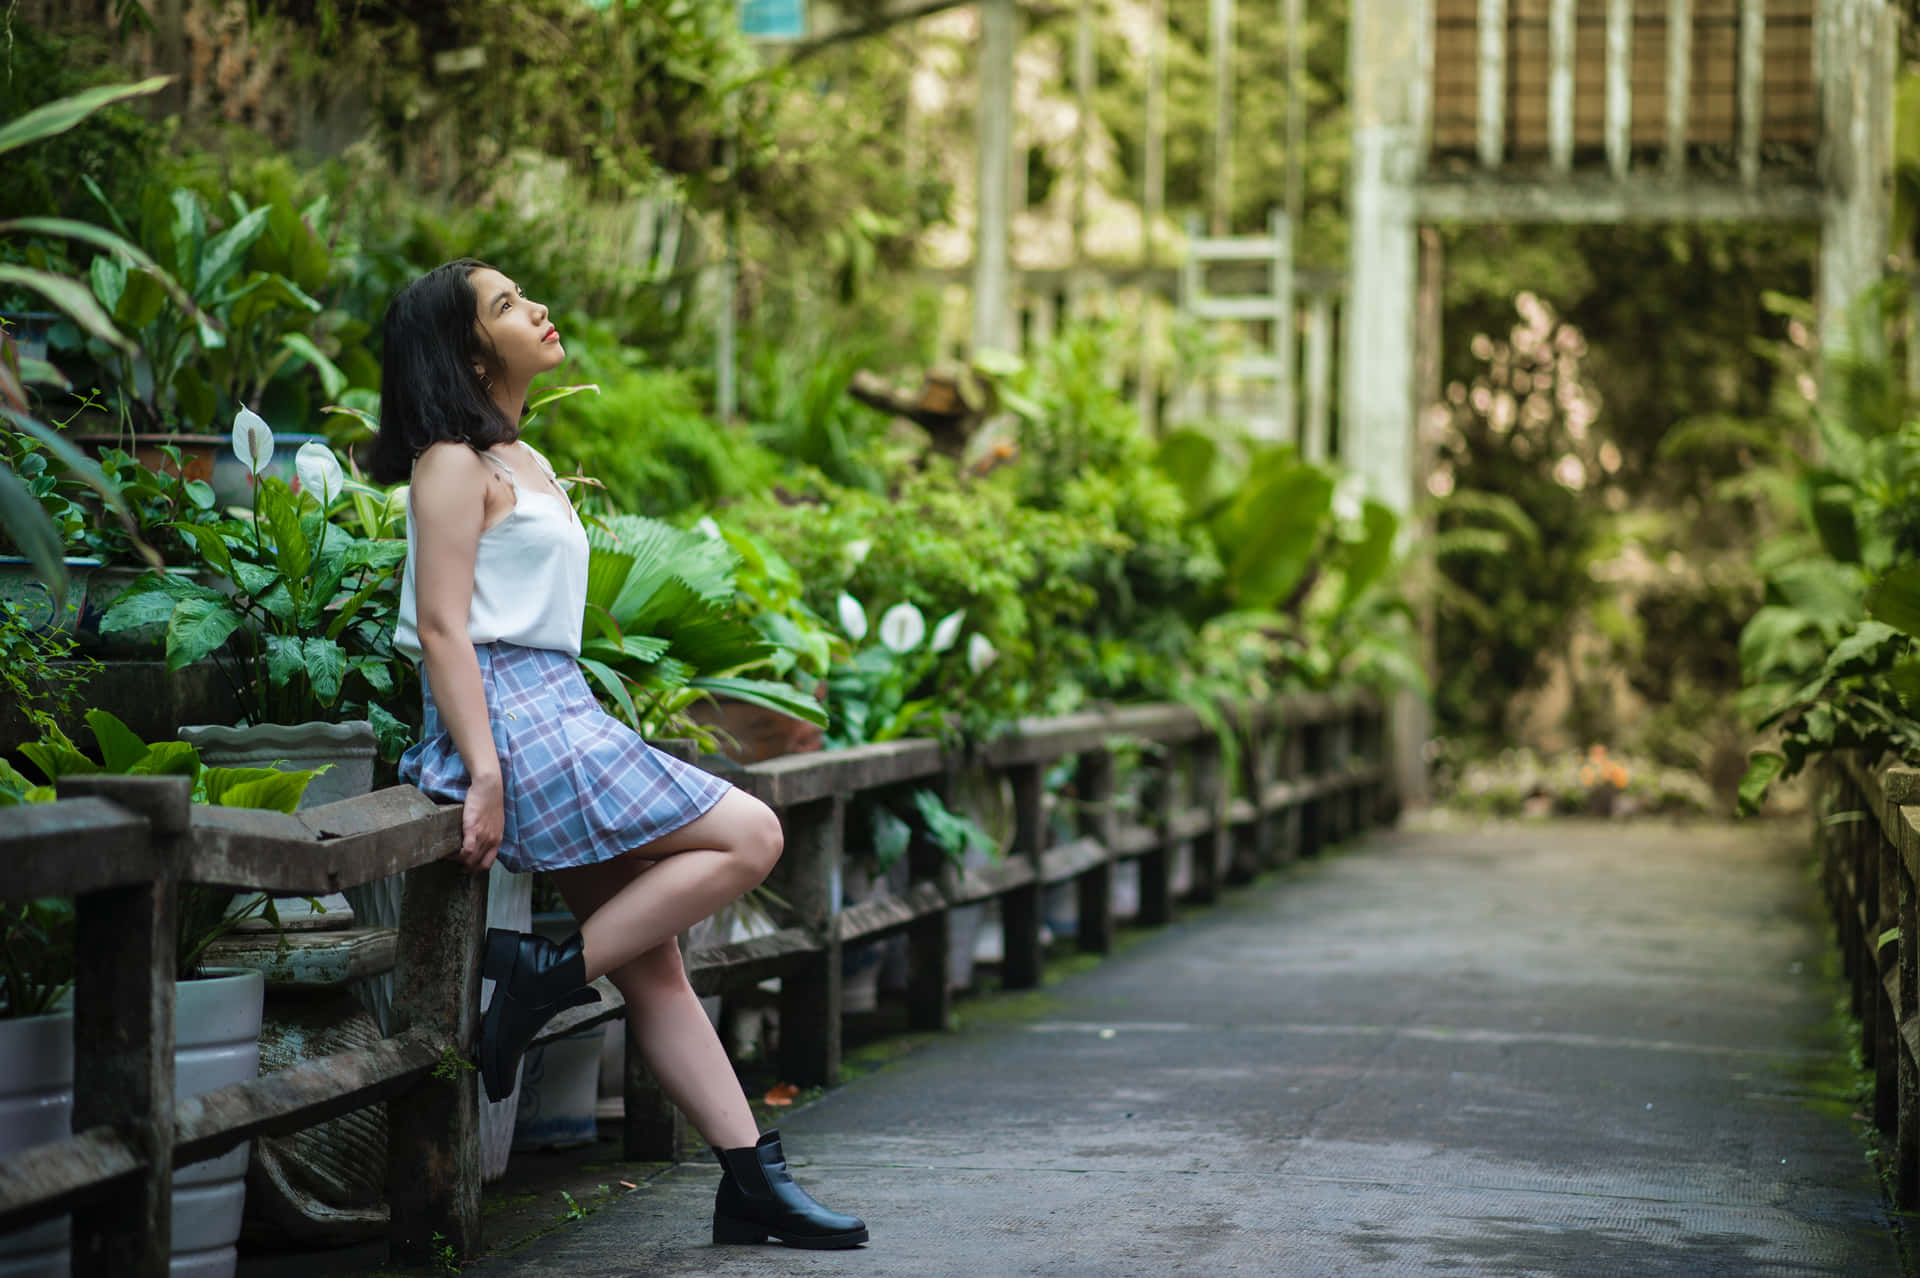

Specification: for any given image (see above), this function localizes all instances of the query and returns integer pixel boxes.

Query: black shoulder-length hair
[368,258,517,484]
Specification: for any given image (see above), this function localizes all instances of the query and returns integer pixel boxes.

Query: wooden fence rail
[1825,753,1920,1213]
[0,690,1391,1271]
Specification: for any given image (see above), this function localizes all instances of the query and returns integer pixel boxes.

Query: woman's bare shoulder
[410,441,489,491]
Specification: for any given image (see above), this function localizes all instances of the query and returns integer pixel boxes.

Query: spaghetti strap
[478,450,520,490]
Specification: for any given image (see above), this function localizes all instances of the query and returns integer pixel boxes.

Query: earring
[478,370,494,393]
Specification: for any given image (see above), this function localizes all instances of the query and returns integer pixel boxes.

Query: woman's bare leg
[554,788,782,984]
[552,858,757,1149]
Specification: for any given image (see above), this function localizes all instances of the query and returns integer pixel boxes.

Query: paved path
[472,819,1899,1277]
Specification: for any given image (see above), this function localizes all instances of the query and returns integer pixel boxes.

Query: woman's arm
[410,442,505,871]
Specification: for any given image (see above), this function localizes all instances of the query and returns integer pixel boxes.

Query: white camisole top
[394,442,590,662]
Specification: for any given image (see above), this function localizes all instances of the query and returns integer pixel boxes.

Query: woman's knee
[610,938,688,1003]
[734,794,783,882]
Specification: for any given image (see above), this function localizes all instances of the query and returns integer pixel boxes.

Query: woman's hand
[456,771,505,873]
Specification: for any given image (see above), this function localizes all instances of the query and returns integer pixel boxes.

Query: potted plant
[99,409,412,807]
[1,709,322,1278]
[59,183,371,504]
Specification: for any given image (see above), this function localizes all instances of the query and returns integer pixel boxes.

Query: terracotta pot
[687,693,825,765]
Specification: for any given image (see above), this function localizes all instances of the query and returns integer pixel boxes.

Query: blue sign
[741,0,806,40]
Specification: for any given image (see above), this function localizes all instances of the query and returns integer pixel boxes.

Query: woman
[370,260,867,1251]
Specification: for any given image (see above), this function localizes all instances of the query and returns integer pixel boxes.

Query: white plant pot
[0,1012,73,1277]
[511,1027,604,1152]
[172,968,265,1278]
[478,865,531,1182]
[178,721,377,811]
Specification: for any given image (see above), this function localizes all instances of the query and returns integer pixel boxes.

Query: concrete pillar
[1817,0,1893,365]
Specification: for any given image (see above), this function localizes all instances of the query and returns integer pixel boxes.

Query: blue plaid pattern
[399,642,732,873]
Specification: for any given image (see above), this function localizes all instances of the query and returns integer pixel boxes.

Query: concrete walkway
[471,819,1899,1277]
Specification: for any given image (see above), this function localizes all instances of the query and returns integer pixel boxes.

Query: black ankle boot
[476,928,600,1103]
[711,1130,868,1249]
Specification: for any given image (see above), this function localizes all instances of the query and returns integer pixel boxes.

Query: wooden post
[1737,0,1765,187]
[386,859,487,1265]
[1210,0,1236,236]
[1303,291,1334,461]
[1896,800,1919,1209]
[1139,0,1167,432]
[1817,0,1894,369]
[1476,0,1507,168]
[1605,0,1633,179]
[1001,763,1047,990]
[1346,0,1422,517]
[1138,751,1175,928]
[1548,0,1575,172]
[1876,826,1900,1135]
[971,0,1016,355]
[1271,208,1298,446]
[1663,0,1693,178]
[1070,0,1096,316]
[1074,750,1116,954]
[1234,711,1272,881]
[1188,735,1227,905]
[1286,0,1307,220]
[908,779,955,1032]
[61,776,187,1278]
[774,797,844,1087]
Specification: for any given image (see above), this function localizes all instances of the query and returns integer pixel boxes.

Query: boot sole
[713,1216,868,1249]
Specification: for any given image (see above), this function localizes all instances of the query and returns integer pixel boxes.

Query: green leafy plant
[1,77,180,594]
[100,411,412,753]
[0,599,98,737]
[577,512,827,744]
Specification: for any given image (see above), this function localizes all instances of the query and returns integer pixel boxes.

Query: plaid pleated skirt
[398,642,732,874]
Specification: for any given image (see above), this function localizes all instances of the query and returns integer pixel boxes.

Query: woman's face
[469,267,564,384]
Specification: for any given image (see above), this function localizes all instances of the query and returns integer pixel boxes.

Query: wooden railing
[1822,753,1920,1212]
[0,690,1391,1271]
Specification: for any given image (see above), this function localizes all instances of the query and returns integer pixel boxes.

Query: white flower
[231,406,274,476]
[845,538,873,566]
[694,516,723,541]
[930,608,966,654]
[878,602,926,654]
[967,632,998,674]
[294,440,344,506]
[836,593,868,642]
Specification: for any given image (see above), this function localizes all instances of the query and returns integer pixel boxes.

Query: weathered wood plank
[947,856,1038,908]
[1110,822,1160,859]
[0,1125,142,1236]
[775,796,844,1086]
[1415,176,1820,222]
[200,927,398,988]
[1038,837,1110,885]
[386,859,485,1266]
[732,741,944,807]
[72,875,175,1275]
[0,798,158,898]
[172,1027,440,1166]
[983,703,1211,767]
[1001,762,1047,990]
[1302,291,1334,463]
[1076,748,1116,954]
[688,930,816,998]
[185,804,462,894]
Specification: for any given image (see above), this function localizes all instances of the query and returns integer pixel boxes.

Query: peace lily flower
[844,538,873,566]
[967,632,998,674]
[930,608,966,654]
[694,515,723,541]
[231,406,274,476]
[836,593,868,642]
[294,440,344,506]
[878,602,926,654]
